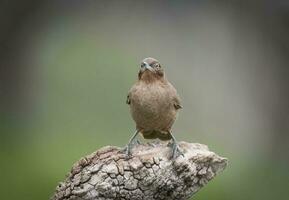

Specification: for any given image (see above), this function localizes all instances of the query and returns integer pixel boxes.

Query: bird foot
[169,142,184,159]
[148,141,159,147]
[120,139,141,156]
[120,145,131,156]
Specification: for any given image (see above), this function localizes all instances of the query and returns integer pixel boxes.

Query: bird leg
[169,131,183,159]
[123,129,140,156]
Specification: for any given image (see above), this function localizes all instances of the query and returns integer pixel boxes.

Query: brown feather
[128,67,182,140]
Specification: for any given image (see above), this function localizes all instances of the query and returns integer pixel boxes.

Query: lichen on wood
[51,141,227,200]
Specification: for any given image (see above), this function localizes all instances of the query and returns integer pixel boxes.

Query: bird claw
[170,142,184,159]
[135,139,141,145]
[148,142,158,147]
[122,130,141,157]
[121,139,141,157]
[120,145,132,157]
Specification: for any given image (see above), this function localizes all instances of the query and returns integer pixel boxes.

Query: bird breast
[129,82,178,132]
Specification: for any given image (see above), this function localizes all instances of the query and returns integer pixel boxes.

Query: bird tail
[142,131,172,141]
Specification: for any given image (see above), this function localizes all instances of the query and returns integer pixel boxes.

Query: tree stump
[51,141,227,200]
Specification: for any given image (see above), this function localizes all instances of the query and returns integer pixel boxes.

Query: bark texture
[51,142,227,200]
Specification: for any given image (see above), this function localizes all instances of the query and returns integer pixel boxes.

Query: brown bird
[125,57,182,158]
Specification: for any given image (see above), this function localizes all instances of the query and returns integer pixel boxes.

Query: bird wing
[126,94,131,105]
[126,82,140,105]
[126,86,135,105]
[173,95,182,110]
[167,82,182,110]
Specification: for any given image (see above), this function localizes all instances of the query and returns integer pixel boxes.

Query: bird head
[138,57,164,81]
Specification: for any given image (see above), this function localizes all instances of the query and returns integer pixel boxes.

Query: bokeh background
[1,0,289,199]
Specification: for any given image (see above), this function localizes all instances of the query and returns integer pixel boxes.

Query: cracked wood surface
[51,142,227,200]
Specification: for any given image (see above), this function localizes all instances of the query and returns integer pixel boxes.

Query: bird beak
[141,62,154,72]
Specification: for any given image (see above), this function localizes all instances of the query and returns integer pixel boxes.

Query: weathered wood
[52,141,227,200]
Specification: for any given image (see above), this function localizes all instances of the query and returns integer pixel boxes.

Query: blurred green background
[0,0,289,199]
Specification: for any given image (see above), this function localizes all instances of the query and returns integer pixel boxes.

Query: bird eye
[154,63,160,68]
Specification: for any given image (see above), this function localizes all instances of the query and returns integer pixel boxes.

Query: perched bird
[125,57,182,158]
